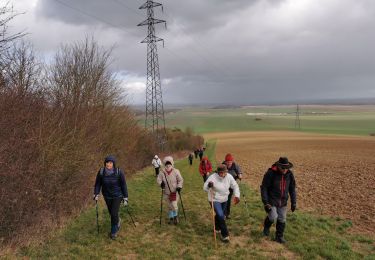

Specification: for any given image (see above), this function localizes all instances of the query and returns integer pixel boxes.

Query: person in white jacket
[152,155,162,177]
[157,156,184,224]
[203,164,240,242]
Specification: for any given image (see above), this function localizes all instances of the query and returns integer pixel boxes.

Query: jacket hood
[163,156,174,167]
[104,155,116,167]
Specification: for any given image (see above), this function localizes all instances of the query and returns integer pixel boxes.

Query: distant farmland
[164,105,375,136]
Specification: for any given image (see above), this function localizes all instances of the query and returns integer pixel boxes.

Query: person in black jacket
[94,155,128,239]
[260,157,296,244]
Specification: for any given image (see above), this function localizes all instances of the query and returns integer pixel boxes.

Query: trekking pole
[178,191,187,221]
[210,188,217,248]
[160,188,164,226]
[126,206,137,228]
[239,180,251,219]
[95,200,99,235]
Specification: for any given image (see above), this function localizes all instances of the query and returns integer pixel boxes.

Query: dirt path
[205,131,375,236]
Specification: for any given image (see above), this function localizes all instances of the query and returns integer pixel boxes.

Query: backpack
[99,167,121,178]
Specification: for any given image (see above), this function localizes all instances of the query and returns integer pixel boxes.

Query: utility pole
[138,0,167,148]
[295,104,301,129]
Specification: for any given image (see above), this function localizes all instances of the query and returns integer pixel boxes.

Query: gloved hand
[93,194,99,201]
[234,197,240,205]
[208,181,214,188]
[264,204,272,213]
[176,187,182,192]
[291,204,296,212]
[237,174,243,181]
[123,198,128,206]
[160,181,165,189]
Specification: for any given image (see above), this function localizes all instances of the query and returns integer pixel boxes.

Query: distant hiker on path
[199,156,212,182]
[194,149,199,159]
[188,153,194,165]
[198,148,204,161]
[152,155,162,176]
[157,156,184,224]
[204,164,240,242]
[94,155,128,239]
[222,153,243,219]
[260,157,297,244]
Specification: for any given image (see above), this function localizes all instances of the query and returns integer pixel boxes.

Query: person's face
[218,171,227,178]
[278,166,288,174]
[226,160,233,168]
[106,161,114,169]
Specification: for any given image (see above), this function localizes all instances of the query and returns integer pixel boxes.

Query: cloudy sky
[7,0,375,105]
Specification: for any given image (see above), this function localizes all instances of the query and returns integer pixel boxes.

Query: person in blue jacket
[94,155,128,239]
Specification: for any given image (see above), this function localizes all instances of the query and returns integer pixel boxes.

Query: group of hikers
[94,150,297,244]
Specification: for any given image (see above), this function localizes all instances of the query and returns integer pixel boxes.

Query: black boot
[173,216,179,225]
[263,217,273,236]
[275,221,286,243]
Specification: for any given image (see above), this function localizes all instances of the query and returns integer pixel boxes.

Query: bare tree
[0,1,25,53]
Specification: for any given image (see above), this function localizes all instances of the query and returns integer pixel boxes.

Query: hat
[225,153,234,162]
[217,164,228,173]
[163,156,174,167]
[275,157,293,169]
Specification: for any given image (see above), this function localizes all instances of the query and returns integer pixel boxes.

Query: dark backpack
[99,167,121,178]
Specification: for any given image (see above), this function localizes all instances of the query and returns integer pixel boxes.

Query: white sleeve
[230,175,240,198]
[203,175,213,192]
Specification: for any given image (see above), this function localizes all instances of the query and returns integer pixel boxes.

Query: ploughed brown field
[205,131,375,236]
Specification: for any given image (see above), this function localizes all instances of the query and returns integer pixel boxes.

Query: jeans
[154,167,160,176]
[104,197,122,234]
[213,201,229,237]
[268,206,287,223]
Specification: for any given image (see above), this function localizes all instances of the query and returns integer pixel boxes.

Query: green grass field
[13,142,375,259]
[164,105,375,136]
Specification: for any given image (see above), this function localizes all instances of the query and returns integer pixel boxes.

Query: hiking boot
[263,217,273,236]
[168,218,174,224]
[275,221,286,244]
[275,235,286,244]
[220,235,230,243]
[110,232,117,240]
[173,216,179,225]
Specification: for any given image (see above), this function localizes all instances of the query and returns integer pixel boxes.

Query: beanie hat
[217,164,228,173]
[225,153,234,162]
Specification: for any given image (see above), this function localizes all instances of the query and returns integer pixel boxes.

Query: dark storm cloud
[14,0,375,104]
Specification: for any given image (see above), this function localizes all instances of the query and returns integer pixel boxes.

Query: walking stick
[125,206,137,228]
[178,190,187,221]
[95,200,99,235]
[210,188,217,248]
[160,188,164,226]
[239,180,251,219]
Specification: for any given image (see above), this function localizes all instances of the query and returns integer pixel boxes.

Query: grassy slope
[14,142,375,259]
[165,107,375,136]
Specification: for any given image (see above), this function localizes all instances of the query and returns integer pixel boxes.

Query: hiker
[222,153,243,219]
[198,148,204,161]
[94,155,128,239]
[194,149,199,159]
[204,164,240,242]
[152,155,162,176]
[188,153,194,166]
[199,156,212,182]
[157,156,184,224]
[260,157,297,244]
